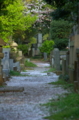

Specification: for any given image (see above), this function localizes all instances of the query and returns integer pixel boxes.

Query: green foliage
[44,68,56,73]
[44,0,78,22]
[43,34,49,41]
[50,20,72,50]
[24,60,37,67]
[39,40,54,55]
[51,8,71,21]
[3,45,10,48]
[17,44,28,55]
[54,38,68,50]
[0,0,37,43]
[50,20,72,39]
[44,93,79,120]
[59,74,69,82]
[10,71,21,76]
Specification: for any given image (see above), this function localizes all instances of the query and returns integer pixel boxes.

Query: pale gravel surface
[0,62,68,120]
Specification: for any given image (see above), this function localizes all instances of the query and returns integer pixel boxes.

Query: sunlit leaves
[0,0,37,42]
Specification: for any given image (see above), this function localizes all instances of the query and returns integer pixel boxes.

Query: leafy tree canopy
[0,0,37,43]
[50,20,73,50]
[39,40,54,55]
[44,0,79,22]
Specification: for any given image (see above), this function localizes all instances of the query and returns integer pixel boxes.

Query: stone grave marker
[53,48,60,71]
[13,61,20,72]
[37,33,42,43]
[2,48,10,79]
[66,51,69,74]
[44,52,47,61]
[9,59,14,71]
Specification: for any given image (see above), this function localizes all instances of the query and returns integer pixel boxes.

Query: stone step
[0,86,24,92]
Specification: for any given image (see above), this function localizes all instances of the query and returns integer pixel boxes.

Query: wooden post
[74,61,79,92]
[0,38,6,85]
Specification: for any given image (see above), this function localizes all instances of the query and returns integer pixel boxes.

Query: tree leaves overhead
[0,0,37,42]
[44,0,79,22]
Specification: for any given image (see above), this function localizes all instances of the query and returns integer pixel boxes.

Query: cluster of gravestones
[0,39,23,86]
[50,48,68,73]
[50,48,79,92]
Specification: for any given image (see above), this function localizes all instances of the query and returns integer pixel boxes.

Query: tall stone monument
[53,48,60,71]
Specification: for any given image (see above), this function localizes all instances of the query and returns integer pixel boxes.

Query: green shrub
[54,38,68,50]
[44,93,79,120]
[50,20,72,50]
[59,74,69,82]
[39,40,54,55]
[17,44,28,55]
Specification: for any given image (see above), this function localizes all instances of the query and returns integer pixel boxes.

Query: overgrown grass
[43,75,79,120]
[44,68,56,73]
[24,60,37,67]
[10,71,21,76]
[10,70,30,76]
[49,79,74,90]
[0,85,4,87]
[44,93,79,120]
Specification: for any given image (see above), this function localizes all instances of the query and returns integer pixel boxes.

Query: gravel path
[0,62,68,120]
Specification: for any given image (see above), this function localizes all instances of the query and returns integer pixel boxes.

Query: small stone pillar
[53,48,60,71]
[62,59,66,75]
[66,51,69,74]
[43,52,47,61]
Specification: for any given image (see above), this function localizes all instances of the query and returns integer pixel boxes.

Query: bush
[59,74,69,82]
[50,20,72,50]
[54,38,68,50]
[17,44,28,55]
[39,40,54,55]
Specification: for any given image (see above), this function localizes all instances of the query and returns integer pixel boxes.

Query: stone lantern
[0,38,6,85]
[10,41,18,52]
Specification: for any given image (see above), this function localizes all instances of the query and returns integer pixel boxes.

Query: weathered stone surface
[9,59,14,71]
[0,53,4,58]
[13,62,20,72]
[44,52,47,61]
[37,33,42,43]
[53,48,60,71]
[0,86,24,92]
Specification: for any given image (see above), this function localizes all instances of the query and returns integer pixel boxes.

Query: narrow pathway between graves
[0,60,68,120]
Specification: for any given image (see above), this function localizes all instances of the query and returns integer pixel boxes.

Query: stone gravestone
[9,59,14,71]
[37,33,42,44]
[53,48,60,71]
[62,59,66,75]
[44,52,47,61]
[66,51,70,74]
[37,33,42,55]
[50,50,54,67]
[13,61,20,72]
[2,48,10,80]
[0,38,6,85]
